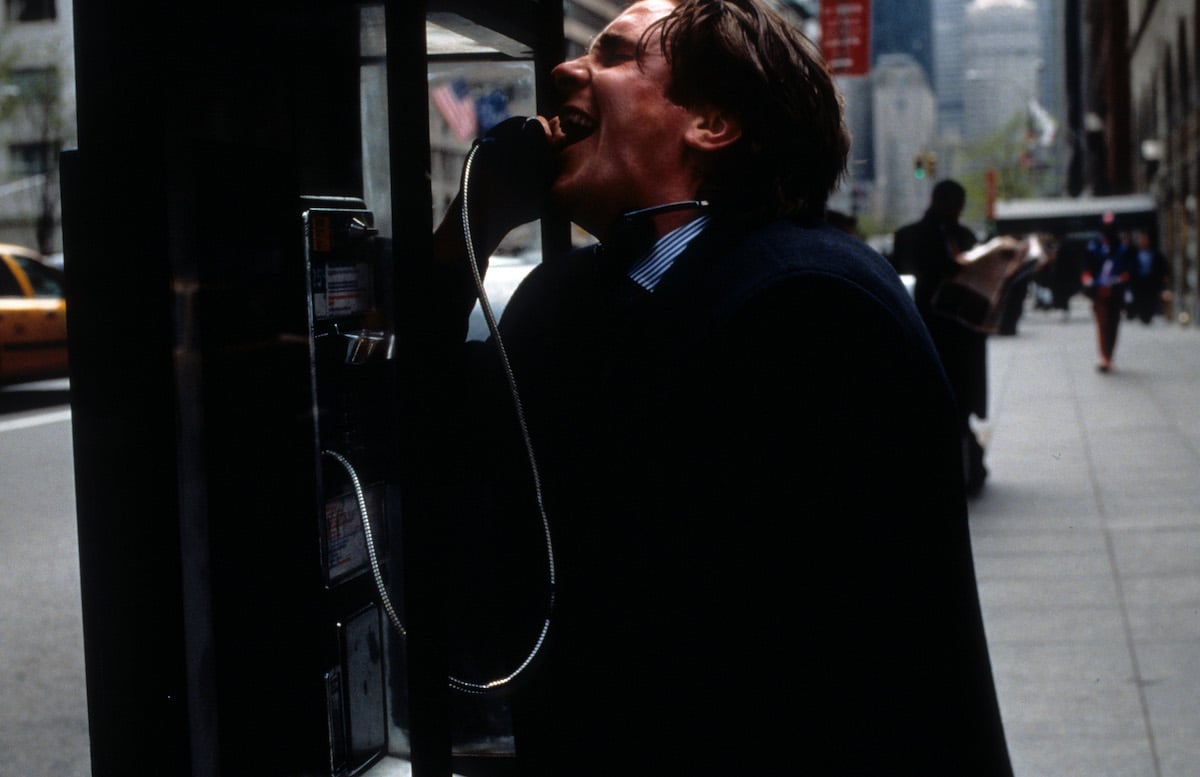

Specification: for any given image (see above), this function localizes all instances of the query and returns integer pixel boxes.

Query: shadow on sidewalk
[0,379,71,415]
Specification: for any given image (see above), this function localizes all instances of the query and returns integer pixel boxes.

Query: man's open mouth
[553,109,597,147]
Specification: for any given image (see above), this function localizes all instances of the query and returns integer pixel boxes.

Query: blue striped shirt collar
[627,215,711,291]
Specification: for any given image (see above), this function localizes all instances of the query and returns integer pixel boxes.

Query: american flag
[432,78,478,142]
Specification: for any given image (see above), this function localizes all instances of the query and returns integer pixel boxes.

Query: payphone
[302,197,394,775]
[66,2,566,775]
[302,188,553,773]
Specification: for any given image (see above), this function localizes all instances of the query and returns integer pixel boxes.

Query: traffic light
[913,154,926,180]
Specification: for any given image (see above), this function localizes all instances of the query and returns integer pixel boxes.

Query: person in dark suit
[893,180,990,495]
[415,1,1012,774]
[1127,229,1170,324]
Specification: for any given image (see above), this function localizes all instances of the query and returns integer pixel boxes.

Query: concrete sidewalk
[968,300,1200,777]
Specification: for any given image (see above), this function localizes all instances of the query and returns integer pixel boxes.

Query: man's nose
[551,56,589,94]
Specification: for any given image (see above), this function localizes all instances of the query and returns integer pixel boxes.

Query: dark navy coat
[420,216,1013,776]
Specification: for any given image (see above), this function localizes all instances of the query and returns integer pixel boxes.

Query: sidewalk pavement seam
[1069,354,1164,777]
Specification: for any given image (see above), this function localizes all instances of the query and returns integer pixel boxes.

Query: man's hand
[430,116,557,320]
[453,116,557,257]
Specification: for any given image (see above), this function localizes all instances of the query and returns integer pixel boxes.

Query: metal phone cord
[321,139,557,695]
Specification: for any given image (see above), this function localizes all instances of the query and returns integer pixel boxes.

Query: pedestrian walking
[1082,230,1132,371]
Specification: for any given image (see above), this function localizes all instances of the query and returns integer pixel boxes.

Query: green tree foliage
[959,112,1041,227]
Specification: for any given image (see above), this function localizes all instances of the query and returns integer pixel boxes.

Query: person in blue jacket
[413,1,1013,773]
[1082,229,1132,371]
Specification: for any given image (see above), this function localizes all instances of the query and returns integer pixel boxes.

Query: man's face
[547,0,700,236]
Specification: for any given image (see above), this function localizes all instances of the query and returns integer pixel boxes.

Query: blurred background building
[0,0,74,255]
[934,0,970,144]
[830,0,1068,231]
[1116,0,1200,323]
[871,53,938,225]
[963,0,1041,147]
[0,0,1197,321]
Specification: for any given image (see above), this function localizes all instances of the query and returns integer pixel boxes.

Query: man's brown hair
[642,0,851,223]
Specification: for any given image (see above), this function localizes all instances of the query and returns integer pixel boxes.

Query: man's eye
[590,35,637,67]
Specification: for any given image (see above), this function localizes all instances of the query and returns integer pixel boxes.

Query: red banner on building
[820,0,871,77]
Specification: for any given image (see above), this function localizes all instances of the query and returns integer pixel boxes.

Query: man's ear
[684,107,742,152]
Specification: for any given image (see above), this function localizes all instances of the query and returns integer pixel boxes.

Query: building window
[4,0,56,21]
[6,67,59,103]
[9,141,58,176]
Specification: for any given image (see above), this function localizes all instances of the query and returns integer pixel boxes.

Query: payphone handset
[458,116,559,253]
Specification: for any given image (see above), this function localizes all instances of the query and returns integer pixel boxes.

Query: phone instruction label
[312,263,368,319]
[324,484,384,585]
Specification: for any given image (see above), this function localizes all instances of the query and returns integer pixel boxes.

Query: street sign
[820,0,871,77]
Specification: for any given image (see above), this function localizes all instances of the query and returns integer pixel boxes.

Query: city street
[3,0,1199,773]
[2,298,1199,776]
[0,378,90,777]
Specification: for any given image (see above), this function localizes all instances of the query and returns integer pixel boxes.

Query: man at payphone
[416,0,1013,773]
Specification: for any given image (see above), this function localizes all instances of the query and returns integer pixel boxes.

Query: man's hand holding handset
[433,115,567,267]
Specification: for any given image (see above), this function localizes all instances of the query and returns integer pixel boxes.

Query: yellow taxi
[0,243,68,384]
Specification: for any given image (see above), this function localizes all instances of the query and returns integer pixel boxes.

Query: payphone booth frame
[64,1,566,775]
